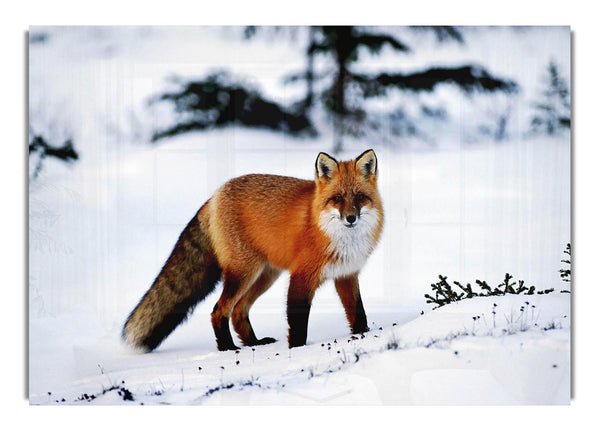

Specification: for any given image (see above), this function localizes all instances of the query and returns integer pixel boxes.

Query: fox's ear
[316,152,338,180]
[355,149,377,178]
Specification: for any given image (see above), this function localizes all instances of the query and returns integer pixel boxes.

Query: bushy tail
[122,209,221,352]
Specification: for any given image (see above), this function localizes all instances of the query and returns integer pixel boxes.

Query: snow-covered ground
[30,293,569,405]
[28,26,571,405]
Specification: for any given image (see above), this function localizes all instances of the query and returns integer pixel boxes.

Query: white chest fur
[319,207,380,280]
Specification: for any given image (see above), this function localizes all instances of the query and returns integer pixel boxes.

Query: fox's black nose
[346,214,356,224]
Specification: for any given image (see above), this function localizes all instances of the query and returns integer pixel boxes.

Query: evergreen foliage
[424,273,553,309]
[559,243,571,283]
[530,61,570,135]
[153,27,519,151]
[151,73,316,142]
[29,133,78,181]
[293,26,518,153]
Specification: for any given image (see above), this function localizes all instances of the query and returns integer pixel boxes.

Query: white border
[4,0,598,429]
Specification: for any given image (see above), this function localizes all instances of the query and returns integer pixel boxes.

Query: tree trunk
[333,50,348,154]
[303,26,316,111]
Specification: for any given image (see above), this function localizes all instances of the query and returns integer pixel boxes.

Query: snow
[29,293,569,405]
[28,26,570,405]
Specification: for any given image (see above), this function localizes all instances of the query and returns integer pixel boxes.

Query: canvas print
[28,26,571,405]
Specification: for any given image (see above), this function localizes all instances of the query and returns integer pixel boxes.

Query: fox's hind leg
[231,264,281,346]
[211,265,263,351]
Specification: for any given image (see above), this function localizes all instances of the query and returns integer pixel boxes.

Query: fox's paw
[217,341,241,351]
[352,325,370,334]
[246,336,277,347]
[255,337,277,345]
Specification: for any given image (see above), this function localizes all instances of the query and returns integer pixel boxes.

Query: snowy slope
[29,293,569,405]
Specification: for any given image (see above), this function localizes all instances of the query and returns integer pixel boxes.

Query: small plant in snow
[72,381,135,403]
[559,242,571,287]
[424,275,464,308]
[386,332,401,350]
[425,273,544,309]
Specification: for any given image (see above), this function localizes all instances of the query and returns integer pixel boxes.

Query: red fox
[122,149,383,351]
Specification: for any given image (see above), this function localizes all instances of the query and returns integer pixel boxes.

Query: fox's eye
[332,195,343,203]
[356,193,365,202]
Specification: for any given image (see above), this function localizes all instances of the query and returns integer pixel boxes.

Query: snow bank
[29,293,569,405]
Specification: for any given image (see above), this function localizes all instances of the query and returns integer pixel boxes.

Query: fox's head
[313,150,383,259]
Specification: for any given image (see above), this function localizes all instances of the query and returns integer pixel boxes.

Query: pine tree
[559,243,571,283]
[289,26,519,153]
[155,27,519,152]
[29,133,78,181]
[530,61,570,135]
[150,72,316,142]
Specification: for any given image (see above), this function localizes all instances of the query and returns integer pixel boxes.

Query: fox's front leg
[334,274,369,334]
[287,272,319,348]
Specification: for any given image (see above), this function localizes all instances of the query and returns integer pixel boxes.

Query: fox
[122,149,383,352]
